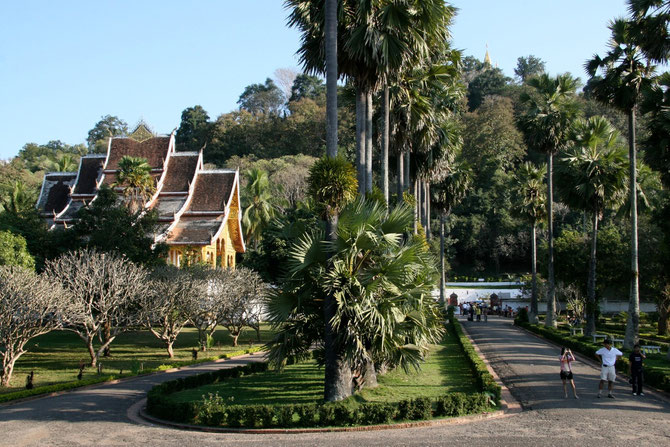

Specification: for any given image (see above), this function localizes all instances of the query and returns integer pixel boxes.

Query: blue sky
[0,0,628,159]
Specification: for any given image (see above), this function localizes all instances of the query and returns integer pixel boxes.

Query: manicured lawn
[2,325,274,393]
[168,325,478,407]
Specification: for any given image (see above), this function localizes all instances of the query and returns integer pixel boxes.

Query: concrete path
[0,317,668,446]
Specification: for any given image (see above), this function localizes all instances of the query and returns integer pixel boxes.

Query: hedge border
[449,315,502,404]
[0,346,263,404]
[146,331,499,428]
[516,322,670,393]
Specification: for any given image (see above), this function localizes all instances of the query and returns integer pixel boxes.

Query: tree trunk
[361,358,377,389]
[366,92,373,194]
[325,0,338,158]
[546,152,557,328]
[418,179,425,229]
[529,222,539,324]
[624,108,640,350]
[231,333,239,347]
[586,210,599,337]
[87,337,97,367]
[324,212,353,402]
[397,149,404,203]
[103,320,111,357]
[197,328,207,351]
[404,151,410,192]
[381,86,390,204]
[1,354,18,387]
[413,178,418,235]
[439,213,446,307]
[356,87,366,196]
[657,302,668,336]
[426,182,431,241]
[166,341,175,359]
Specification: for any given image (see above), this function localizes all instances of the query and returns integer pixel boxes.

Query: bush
[296,403,318,427]
[515,307,529,324]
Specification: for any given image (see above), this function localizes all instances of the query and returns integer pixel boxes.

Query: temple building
[35,124,245,268]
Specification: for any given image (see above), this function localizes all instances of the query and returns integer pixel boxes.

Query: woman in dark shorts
[560,347,578,399]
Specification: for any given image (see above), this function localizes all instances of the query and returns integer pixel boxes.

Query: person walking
[629,344,646,396]
[475,305,482,322]
[559,347,578,399]
[595,339,623,398]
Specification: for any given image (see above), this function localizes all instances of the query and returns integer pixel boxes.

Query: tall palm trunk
[439,213,446,307]
[546,152,557,328]
[529,222,539,324]
[586,210,599,336]
[624,108,640,350]
[323,0,352,402]
[426,182,431,241]
[397,149,404,203]
[413,178,418,235]
[419,180,426,229]
[366,92,373,193]
[325,0,338,159]
[404,151,410,191]
[356,87,366,196]
[381,87,390,204]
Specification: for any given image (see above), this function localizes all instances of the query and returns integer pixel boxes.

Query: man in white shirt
[595,339,623,398]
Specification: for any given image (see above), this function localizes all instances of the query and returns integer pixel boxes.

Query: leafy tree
[431,161,472,305]
[72,186,167,266]
[514,55,546,83]
[511,162,547,323]
[18,141,87,172]
[0,231,35,270]
[138,266,200,358]
[176,105,211,152]
[266,199,443,395]
[44,250,149,367]
[87,115,128,153]
[241,168,277,250]
[556,117,629,335]
[0,266,71,386]
[467,67,512,110]
[290,73,326,103]
[586,17,656,348]
[237,78,285,116]
[112,156,156,214]
[518,73,580,328]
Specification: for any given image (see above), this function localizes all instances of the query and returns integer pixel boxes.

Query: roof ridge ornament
[128,120,155,143]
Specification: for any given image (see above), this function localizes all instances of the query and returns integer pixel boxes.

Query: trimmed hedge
[0,374,120,403]
[450,316,501,404]
[517,322,670,393]
[146,344,498,428]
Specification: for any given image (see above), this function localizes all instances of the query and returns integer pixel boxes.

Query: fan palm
[265,198,443,398]
[586,18,656,348]
[518,73,580,328]
[112,156,155,214]
[242,168,277,251]
[628,0,670,64]
[556,117,628,335]
[431,160,472,306]
[511,162,547,324]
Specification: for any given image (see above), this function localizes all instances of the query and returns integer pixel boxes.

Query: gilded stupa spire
[484,44,492,68]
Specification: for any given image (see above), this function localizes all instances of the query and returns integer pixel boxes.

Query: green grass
[2,325,274,393]
[167,325,477,407]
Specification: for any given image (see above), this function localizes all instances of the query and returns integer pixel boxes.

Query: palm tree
[49,154,78,172]
[518,73,580,328]
[431,160,472,306]
[586,18,655,348]
[511,162,547,324]
[556,117,629,335]
[265,198,443,396]
[112,156,155,214]
[628,0,670,64]
[241,168,277,251]
[325,0,338,158]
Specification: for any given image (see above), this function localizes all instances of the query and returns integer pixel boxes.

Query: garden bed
[145,318,501,429]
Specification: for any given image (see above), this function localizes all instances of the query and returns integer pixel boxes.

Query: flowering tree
[44,250,149,367]
[0,266,73,386]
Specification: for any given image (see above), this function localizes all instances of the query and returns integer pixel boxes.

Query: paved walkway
[0,317,668,446]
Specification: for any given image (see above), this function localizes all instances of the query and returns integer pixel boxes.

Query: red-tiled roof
[161,154,198,193]
[166,215,226,245]
[73,156,104,195]
[186,171,235,212]
[105,136,171,170]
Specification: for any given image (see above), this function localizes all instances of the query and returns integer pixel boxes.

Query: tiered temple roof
[36,124,245,266]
